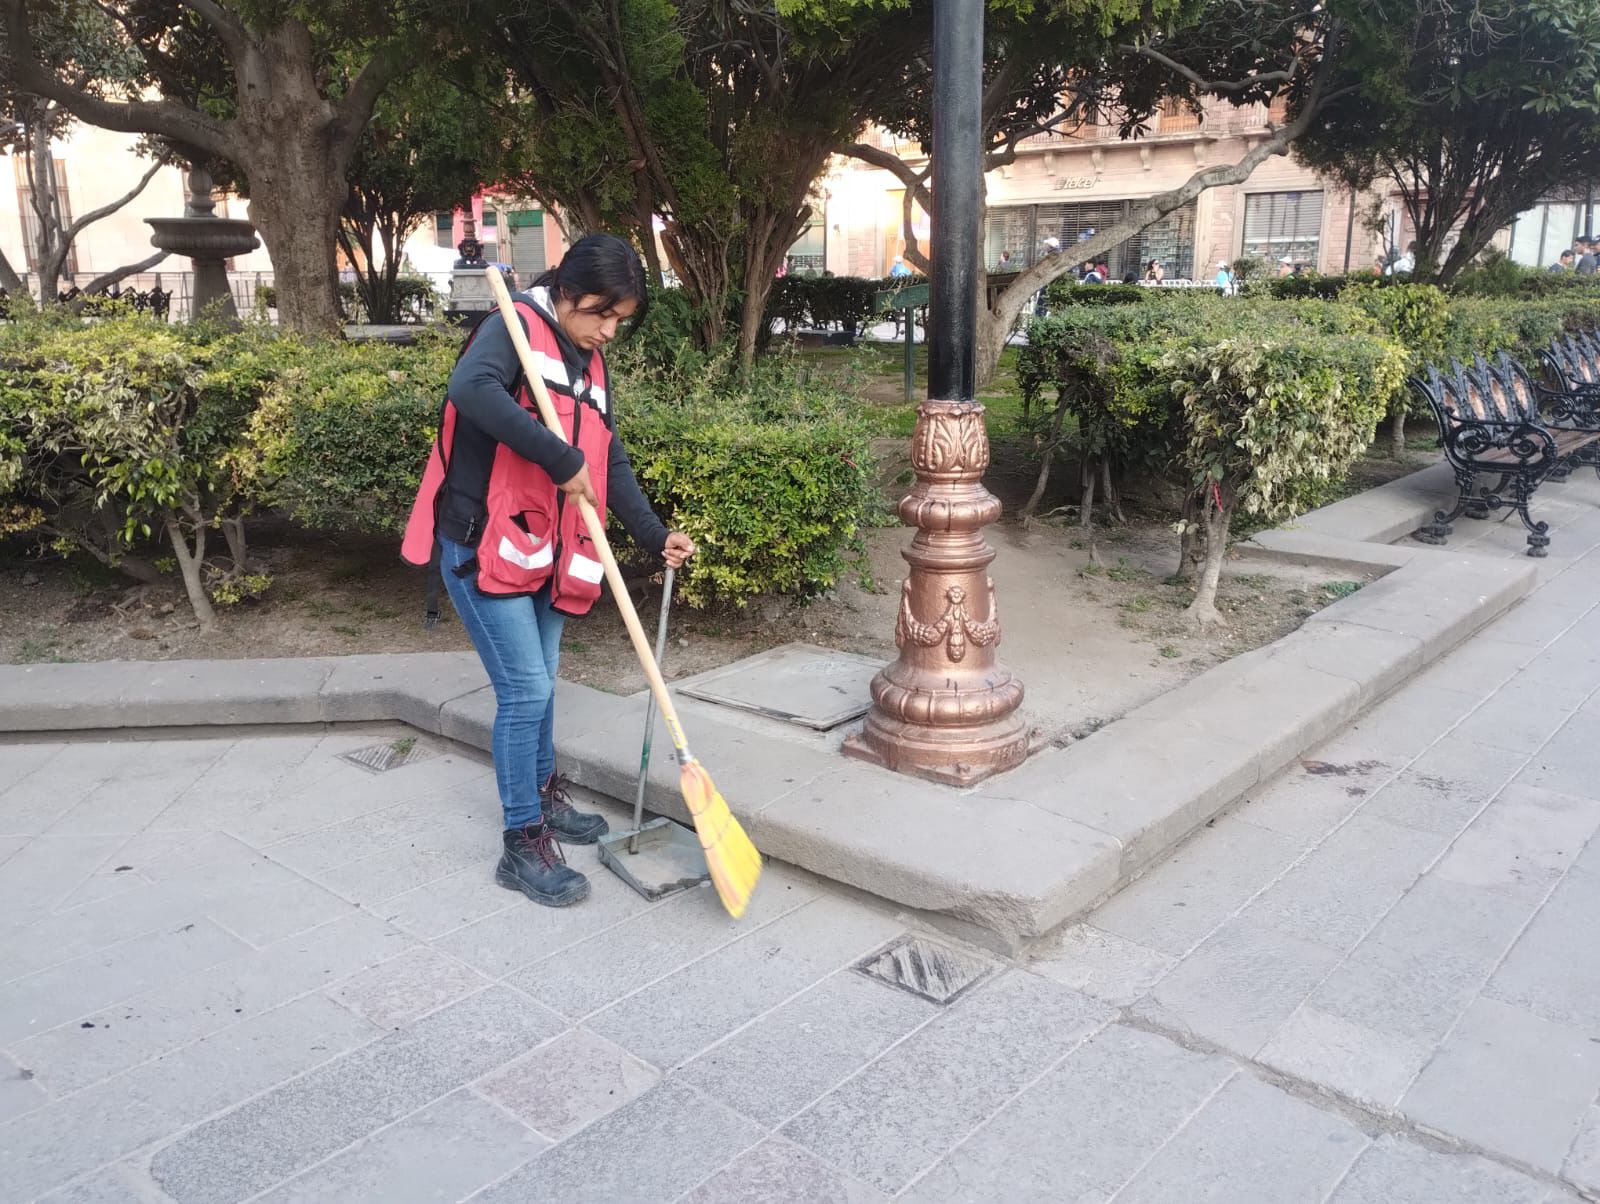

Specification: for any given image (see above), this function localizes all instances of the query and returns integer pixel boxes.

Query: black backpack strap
[423,539,444,629]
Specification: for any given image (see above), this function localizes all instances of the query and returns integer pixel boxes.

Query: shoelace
[511,825,567,870]
[542,772,576,814]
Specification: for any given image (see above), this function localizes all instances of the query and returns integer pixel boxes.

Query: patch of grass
[1158,644,1183,659]
[1121,595,1154,614]
[330,623,366,638]
[564,638,589,654]
[16,633,63,663]
[1079,562,1105,578]
[1106,559,1145,583]
[1235,573,1272,590]
[1322,580,1363,600]
[304,599,342,619]
[390,736,416,756]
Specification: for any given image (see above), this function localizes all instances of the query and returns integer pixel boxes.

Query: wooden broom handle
[485,268,693,760]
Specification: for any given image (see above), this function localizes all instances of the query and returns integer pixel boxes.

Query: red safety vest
[401,298,613,616]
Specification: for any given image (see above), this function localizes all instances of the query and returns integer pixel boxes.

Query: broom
[484,267,762,918]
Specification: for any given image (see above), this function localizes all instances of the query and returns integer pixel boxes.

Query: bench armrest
[1439,410,1559,470]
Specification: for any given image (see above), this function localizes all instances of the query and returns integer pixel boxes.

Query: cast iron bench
[1412,353,1600,557]
[1538,331,1600,411]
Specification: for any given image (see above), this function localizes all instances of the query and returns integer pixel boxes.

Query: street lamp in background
[844,0,1028,785]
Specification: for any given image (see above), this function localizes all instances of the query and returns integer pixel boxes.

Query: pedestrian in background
[1578,236,1598,276]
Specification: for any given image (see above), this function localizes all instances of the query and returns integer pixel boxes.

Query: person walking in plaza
[1578,236,1599,276]
[402,233,695,908]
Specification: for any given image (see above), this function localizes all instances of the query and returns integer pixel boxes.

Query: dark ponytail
[534,232,650,335]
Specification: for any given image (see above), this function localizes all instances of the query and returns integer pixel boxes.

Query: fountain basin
[146,217,260,259]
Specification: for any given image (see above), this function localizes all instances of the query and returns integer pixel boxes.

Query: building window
[14,156,78,278]
[1508,199,1598,268]
[988,198,1198,280]
[434,211,454,248]
[1242,190,1324,268]
[787,219,826,274]
[1157,98,1202,134]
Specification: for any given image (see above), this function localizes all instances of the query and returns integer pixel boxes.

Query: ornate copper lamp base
[842,690,1029,787]
[843,398,1029,786]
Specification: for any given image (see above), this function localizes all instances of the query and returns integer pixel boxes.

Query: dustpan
[596,566,712,900]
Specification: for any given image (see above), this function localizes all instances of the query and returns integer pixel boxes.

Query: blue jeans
[438,536,565,829]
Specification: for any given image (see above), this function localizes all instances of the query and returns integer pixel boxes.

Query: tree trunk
[1078,456,1096,529]
[1175,493,1201,581]
[247,157,345,334]
[978,310,1014,395]
[1101,460,1124,524]
[165,518,217,632]
[220,516,249,571]
[659,210,743,351]
[1185,499,1232,629]
[234,42,352,336]
[1021,391,1071,522]
[1391,407,1407,459]
[633,176,664,289]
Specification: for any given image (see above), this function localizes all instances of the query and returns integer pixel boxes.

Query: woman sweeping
[402,234,695,908]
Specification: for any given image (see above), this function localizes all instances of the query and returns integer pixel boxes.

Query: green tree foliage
[1294,0,1600,282]
[1165,334,1406,625]
[0,0,444,332]
[491,0,925,368]
[849,0,1351,385]
[0,1,169,297]
[0,310,273,628]
[341,67,531,324]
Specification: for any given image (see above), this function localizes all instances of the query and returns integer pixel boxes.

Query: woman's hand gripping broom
[485,267,762,918]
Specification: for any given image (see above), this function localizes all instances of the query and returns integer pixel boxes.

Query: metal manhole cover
[675,643,883,730]
[855,936,998,1005]
[338,740,433,774]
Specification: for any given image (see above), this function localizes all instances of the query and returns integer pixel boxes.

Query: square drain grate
[855,936,997,1006]
[339,740,433,774]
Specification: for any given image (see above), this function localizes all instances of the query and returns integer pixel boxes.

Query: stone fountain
[146,166,260,323]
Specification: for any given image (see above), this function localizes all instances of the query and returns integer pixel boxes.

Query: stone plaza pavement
[5,512,1600,1201]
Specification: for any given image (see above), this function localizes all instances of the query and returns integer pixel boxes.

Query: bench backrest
[1472,354,1538,423]
[1561,335,1599,386]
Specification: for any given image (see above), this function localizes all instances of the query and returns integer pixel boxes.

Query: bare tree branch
[0,245,26,295]
[901,166,931,272]
[844,140,933,213]
[992,64,1348,334]
[80,250,171,295]
[0,0,237,160]
[332,41,409,162]
[62,158,167,243]
[174,0,251,59]
[1119,43,1299,94]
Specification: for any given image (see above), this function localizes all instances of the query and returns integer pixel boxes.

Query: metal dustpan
[598,566,711,901]
[598,816,708,901]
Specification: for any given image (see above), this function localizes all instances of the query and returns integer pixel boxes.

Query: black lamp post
[844,0,1029,785]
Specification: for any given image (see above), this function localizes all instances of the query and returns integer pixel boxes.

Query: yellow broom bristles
[679,759,762,918]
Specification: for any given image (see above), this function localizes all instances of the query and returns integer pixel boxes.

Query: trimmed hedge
[2,312,878,616]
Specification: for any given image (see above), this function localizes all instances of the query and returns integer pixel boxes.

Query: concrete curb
[0,465,1538,950]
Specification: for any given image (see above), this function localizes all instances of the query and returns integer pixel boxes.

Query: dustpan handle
[632,566,675,849]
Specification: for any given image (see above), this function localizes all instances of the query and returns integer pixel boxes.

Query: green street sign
[877,283,929,310]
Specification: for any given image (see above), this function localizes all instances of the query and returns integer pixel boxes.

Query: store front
[986,199,1198,279]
